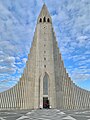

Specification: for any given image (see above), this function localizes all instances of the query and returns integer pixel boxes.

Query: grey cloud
[0,66,16,74]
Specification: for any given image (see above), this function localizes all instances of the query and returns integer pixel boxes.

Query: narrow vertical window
[44,58,46,60]
[43,17,46,22]
[43,73,49,95]
[47,18,50,22]
[44,65,46,68]
[39,18,42,22]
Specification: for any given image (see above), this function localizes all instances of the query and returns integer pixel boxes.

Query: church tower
[0,4,90,110]
[30,4,57,109]
[27,3,66,109]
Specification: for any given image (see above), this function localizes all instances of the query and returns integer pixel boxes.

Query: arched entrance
[43,72,50,108]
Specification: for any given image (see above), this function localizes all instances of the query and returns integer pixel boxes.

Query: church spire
[37,4,52,23]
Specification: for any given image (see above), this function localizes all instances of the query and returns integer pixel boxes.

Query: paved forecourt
[0,109,90,120]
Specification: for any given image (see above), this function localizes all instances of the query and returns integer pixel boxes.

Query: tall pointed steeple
[37,4,52,23]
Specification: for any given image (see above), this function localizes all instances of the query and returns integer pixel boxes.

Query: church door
[43,73,50,108]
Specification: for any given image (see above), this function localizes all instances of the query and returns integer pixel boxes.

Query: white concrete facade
[0,4,90,110]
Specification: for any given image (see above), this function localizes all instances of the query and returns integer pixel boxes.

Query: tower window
[43,17,46,22]
[47,18,50,22]
[43,73,49,95]
[44,65,46,68]
[39,18,42,22]
[44,58,46,60]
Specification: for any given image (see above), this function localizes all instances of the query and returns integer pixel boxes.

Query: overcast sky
[0,0,90,92]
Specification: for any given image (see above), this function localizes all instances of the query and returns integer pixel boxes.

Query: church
[0,4,90,110]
